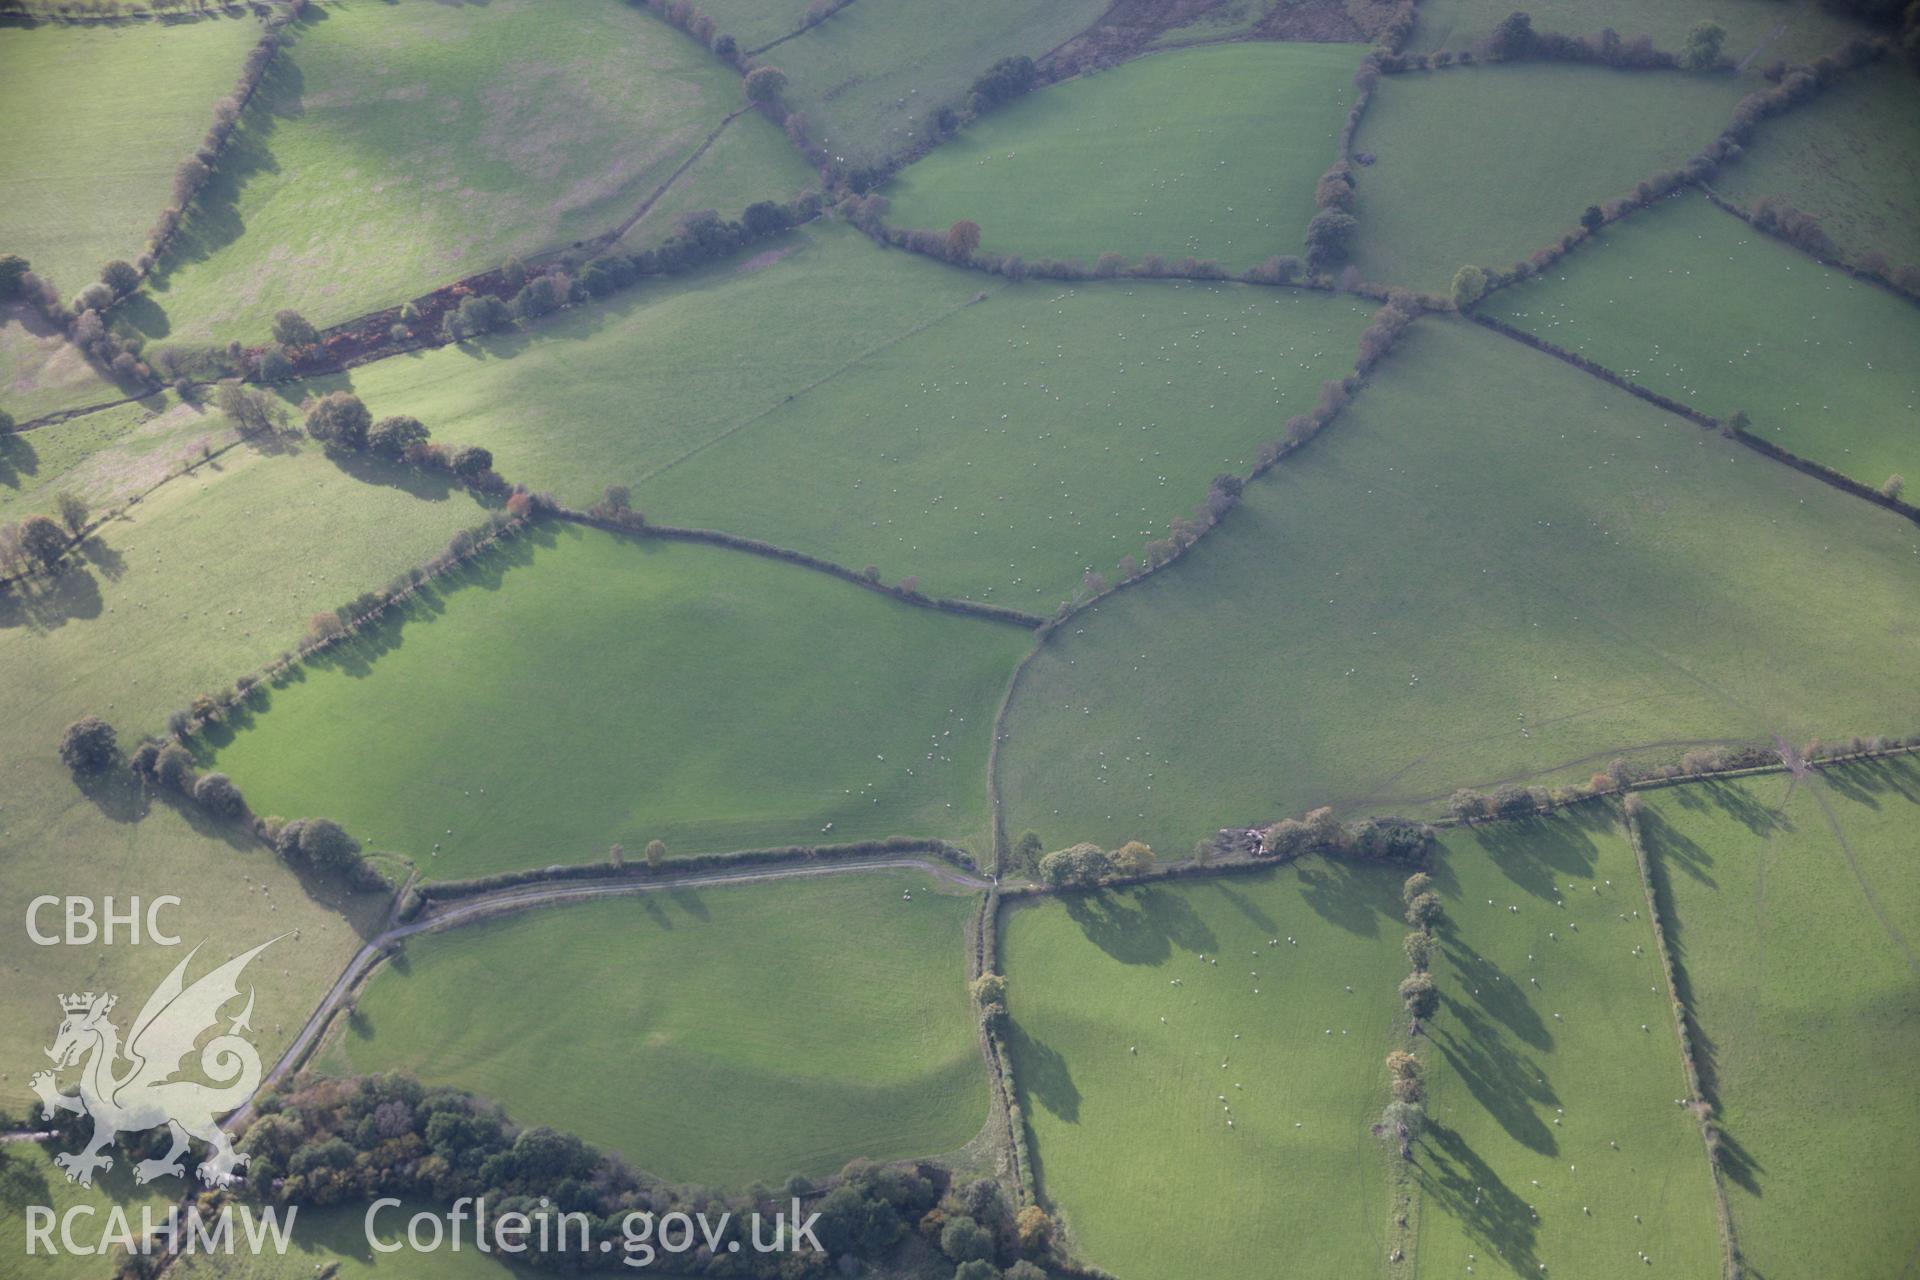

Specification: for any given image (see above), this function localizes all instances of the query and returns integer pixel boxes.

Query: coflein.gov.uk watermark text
[26,1198,824,1268]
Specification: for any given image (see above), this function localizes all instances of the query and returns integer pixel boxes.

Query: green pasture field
[0,1143,173,1280]
[319,869,987,1187]
[745,0,1111,169]
[327,222,1372,603]
[882,43,1360,270]
[0,439,480,1088]
[0,304,121,425]
[998,317,1920,860]
[170,1202,534,1280]
[138,0,756,343]
[1407,0,1864,66]
[1482,191,1920,492]
[615,110,818,252]
[1638,758,1920,1278]
[199,523,1030,878]
[0,13,261,299]
[635,279,1375,604]
[1350,64,1749,291]
[1715,62,1920,269]
[1414,812,1723,1278]
[999,860,1410,1279]
[324,222,983,513]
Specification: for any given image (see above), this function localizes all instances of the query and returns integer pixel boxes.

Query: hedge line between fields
[558,509,1048,628]
[1470,313,1920,526]
[405,836,975,913]
[1622,803,1744,1278]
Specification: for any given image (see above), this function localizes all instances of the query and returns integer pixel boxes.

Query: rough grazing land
[200,524,1029,878]
[1640,760,1920,1279]
[883,43,1360,270]
[321,870,987,1187]
[1000,318,1920,859]
[1714,62,1920,269]
[0,303,120,424]
[1483,191,1920,493]
[1408,0,1864,66]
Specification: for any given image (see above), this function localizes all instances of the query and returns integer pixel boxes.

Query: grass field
[0,304,121,425]
[328,221,1372,602]
[319,869,987,1186]
[634,278,1374,603]
[138,0,757,343]
[0,1143,174,1280]
[745,0,1111,169]
[1714,62,1920,269]
[1407,0,1865,65]
[169,1202,534,1280]
[999,317,1920,860]
[1350,64,1749,291]
[0,439,479,1087]
[1414,812,1723,1278]
[199,523,1029,878]
[324,222,983,510]
[1482,191,1920,493]
[1639,758,1920,1278]
[1000,860,1410,1279]
[616,110,819,251]
[882,43,1360,270]
[0,13,262,298]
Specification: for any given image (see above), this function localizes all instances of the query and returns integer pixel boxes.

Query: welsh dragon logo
[31,938,277,1188]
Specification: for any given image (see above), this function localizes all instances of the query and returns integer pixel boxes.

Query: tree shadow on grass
[298,524,550,679]
[1634,807,1766,1195]
[1428,990,1559,1157]
[1415,1117,1542,1277]
[1059,885,1217,966]
[1005,1017,1079,1125]
[1823,753,1920,808]
[0,430,38,489]
[0,562,103,631]
[1293,854,1403,938]
[1459,811,1607,905]
[1438,931,1551,1054]
[133,54,302,340]
[1635,803,1722,890]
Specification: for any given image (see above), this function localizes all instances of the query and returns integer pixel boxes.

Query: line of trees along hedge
[223,1073,1056,1277]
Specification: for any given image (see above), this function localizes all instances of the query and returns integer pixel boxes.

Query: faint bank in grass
[200,523,1029,879]
[320,869,986,1187]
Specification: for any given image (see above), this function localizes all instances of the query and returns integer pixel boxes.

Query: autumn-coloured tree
[946,219,982,260]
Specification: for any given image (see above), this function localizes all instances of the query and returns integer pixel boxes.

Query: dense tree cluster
[1259,807,1435,865]
[236,1073,1051,1276]
[1036,840,1156,887]
[968,56,1037,114]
